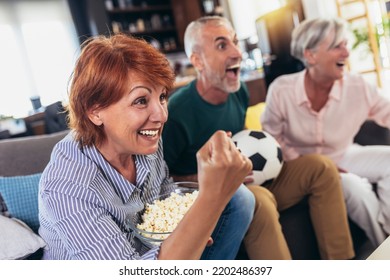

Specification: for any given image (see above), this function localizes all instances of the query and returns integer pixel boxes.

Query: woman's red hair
[67,34,175,147]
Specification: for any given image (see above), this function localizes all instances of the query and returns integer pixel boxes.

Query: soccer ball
[232,130,283,186]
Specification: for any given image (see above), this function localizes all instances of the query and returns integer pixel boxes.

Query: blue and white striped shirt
[38,132,174,260]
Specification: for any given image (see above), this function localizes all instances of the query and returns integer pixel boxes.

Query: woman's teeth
[139,130,158,136]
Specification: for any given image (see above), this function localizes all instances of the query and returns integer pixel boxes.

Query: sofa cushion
[354,120,390,146]
[0,215,45,260]
[245,102,266,130]
[0,193,10,217]
[0,173,41,233]
[0,130,68,177]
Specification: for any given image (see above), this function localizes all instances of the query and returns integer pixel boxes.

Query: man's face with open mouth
[198,23,243,93]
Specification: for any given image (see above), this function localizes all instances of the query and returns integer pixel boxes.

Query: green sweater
[162,80,249,176]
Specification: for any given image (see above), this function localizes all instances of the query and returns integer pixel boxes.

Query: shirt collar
[295,69,343,105]
[82,144,158,203]
[295,70,308,106]
[329,78,343,101]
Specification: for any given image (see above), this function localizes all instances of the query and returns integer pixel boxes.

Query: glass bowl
[127,181,199,245]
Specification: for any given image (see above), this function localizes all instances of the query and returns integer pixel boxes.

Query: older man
[162,16,354,260]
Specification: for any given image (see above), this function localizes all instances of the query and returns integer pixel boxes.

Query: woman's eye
[160,93,168,103]
[335,41,348,49]
[133,97,147,105]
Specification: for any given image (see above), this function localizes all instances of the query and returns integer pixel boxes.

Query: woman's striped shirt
[38,132,173,260]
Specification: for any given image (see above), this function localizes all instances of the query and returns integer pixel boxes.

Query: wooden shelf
[336,0,383,87]
[105,0,181,53]
[98,0,212,54]
[337,0,366,4]
[107,5,172,14]
[129,27,176,36]
[345,13,368,21]
[24,112,45,136]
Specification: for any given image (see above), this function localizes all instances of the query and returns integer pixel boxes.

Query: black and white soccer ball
[232,130,283,186]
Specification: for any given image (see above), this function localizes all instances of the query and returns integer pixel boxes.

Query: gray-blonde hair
[290,17,348,65]
[184,16,233,58]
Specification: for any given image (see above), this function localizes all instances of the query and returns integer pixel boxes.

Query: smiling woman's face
[88,71,168,156]
[306,30,350,81]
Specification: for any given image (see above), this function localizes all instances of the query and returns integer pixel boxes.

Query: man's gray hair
[184,16,233,58]
[290,17,348,66]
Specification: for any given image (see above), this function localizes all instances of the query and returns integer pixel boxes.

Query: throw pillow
[245,102,266,130]
[0,215,46,259]
[0,173,41,233]
[0,192,10,217]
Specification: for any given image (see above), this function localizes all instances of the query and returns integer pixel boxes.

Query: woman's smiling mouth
[138,129,159,137]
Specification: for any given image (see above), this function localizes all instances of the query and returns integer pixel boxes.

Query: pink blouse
[261,70,390,163]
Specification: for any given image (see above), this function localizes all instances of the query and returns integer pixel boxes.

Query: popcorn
[137,191,199,240]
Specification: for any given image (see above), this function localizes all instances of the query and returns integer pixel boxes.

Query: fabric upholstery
[245,102,265,130]
[0,130,68,176]
[0,215,45,260]
[0,192,10,217]
[0,173,42,233]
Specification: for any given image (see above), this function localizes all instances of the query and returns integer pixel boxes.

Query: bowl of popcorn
[129,181,199,245]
